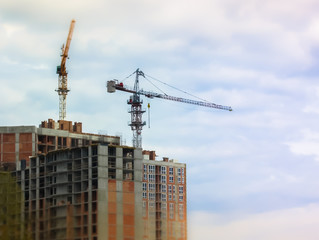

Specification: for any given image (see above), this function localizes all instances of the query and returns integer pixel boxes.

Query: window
[179,195,183,202]
[148,183,155,192]
[173,185,176,193]
[143,201,146,217]
[179,186,183,194]
[149,202,155,208]
[67,163,72,170]
[178,177,181,183]
[169,203,174,219]
[144,173,147,180]
[148,192,155,201]
[148,165,155,173]
[161,175,166,183]
[177,168,181,176]
[182,177,184,184]
[169,176,174,183]
[161,184,166,193]
[144,164,147,172]
[143,192,147,199]
[182,168,184,176]
[169,194,172,201]
[162,194,166,201]
[179,204,184,219]
[161,166,166,174]
[169,167,174,175]
[149,174,155,182]
[168,185,172,193]
[143,183,147,191]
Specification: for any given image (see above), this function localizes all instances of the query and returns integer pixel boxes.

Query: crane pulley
[56,19,75,120]
[107,69,232,148]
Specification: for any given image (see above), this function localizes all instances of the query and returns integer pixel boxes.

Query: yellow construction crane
[56,19,75,120]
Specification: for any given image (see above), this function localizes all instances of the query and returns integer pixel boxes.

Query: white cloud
[189,204,319,240]
[287,129,319,161]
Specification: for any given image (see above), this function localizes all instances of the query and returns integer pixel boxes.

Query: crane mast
[127,69,146,148]
[107,69,232,148]
[56,19,75,120]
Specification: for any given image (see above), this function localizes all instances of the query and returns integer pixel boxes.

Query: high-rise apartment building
[142,151,187,240]
[1,119,187,240]
[14,144,143,240]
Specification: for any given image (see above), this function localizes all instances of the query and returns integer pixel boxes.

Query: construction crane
[56,19,75,120]
[107,68,232,148]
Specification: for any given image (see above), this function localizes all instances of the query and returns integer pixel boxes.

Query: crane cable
[144,76,167,95]
[144,73,210,103]
[121,70,136,83]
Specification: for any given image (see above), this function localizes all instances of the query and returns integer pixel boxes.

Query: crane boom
[60,20,75,75]
[56,19,75,120]
[107,80,232,111]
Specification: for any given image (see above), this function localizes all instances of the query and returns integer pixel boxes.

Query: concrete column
[88,147,92,239]
[1,133,3,163]
[32,132,37,156]
[134,148,143,240]
[35,156,40,240]
[116,147,123,240]
[97,145,108,239]
[15,133,20,170]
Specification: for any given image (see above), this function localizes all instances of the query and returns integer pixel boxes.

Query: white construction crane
[56,19,75,120]
[107,69,232,148]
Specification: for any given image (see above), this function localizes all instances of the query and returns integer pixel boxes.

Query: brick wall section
[1,133,16,164]
[19,133,33,163]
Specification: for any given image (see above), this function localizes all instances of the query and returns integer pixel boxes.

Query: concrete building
[2,119,187,240]
[0,119,120,170]
[14,144,143,240]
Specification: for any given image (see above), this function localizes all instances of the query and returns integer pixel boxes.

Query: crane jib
[107,80,232,111]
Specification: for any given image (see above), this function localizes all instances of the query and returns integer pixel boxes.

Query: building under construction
[0,119,187,240]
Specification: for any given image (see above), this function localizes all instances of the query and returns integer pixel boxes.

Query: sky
[1,0,319,239]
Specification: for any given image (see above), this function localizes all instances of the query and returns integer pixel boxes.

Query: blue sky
[1,0,319,239]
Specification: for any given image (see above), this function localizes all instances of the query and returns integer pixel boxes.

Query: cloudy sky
[1,0,319,239]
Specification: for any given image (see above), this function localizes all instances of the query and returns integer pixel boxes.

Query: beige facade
[142,151,187,240]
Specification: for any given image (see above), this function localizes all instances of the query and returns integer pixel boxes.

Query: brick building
[0,119,120,170]
[1,119,187,240]
[142,151,187,240]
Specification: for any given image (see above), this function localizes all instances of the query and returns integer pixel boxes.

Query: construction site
[0,19,231,240]
[0,119,187,240]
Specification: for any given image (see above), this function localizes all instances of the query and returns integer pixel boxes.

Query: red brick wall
[1,133,15,163]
